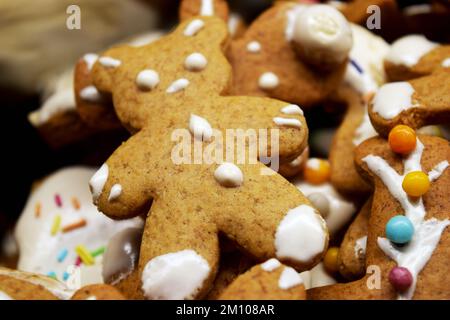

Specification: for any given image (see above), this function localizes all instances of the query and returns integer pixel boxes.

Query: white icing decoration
[354,235,367,258]
[108,184,122,202]
[228,13,240,36]
[259,72,279,90]
[403,4,432,16]
[261,258,281,272]
[278,267,303,290]
[293,180,356,236]
[141,250,210,300]
[247,41,261,53]
[275,205,327,263]
[166,79,189,93]
[184,19,205,36]
[214,163,244,188]
[89,164,109,202]
[442,58,450,68]
[372,82,418,120]
[80,86,102,102]
[0,291,13,300]
[200,0,214,16]
[273,117,301,128]
[14,167,143,291]
[353,105,378,146]
[136,70,160,90]
[306,158,321,170]
[281,104,303,116]
[184,53,208,71]
[86,296,97,300]
[99,56,121,68]
[128,31,163,47]
[189,114,213,142]
[285,5,306,41]
[363,139,449,300]
[292,4,353,65]
[428,161,449,182]
[83,53,99,71]
[386,35,438,67]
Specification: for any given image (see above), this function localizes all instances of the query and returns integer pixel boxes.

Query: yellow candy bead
[402,171,430,197]
[304,158,330,185]
[323,247,340,274]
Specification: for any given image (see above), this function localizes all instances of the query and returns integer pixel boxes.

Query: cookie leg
[137,199,220,300]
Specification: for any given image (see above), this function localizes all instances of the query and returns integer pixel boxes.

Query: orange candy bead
[388,125,417,155]
[323,247,340,274]
[304,158,330,184]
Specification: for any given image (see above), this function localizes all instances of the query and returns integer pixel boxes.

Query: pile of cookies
[1,0,449,300]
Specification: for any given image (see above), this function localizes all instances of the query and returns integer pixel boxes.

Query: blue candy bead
[386,215,414,244]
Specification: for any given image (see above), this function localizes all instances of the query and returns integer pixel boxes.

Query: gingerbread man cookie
[87,16,328,300]
[309,134,449,299]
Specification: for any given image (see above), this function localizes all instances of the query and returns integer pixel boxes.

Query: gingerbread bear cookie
[368,69,450,137]
[337,197,371,280]
[309,134,449,299]
[219,259,306,300]
[329,24,389,196]
[15,167,143,290]
[227,2,352,108]
[384,35,450,81]
[88,16,328,299]
[75,31,164,131]
[71,284,125,300]
[293,157,357,238]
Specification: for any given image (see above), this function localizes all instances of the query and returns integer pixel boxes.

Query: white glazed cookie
[15,167,143,290]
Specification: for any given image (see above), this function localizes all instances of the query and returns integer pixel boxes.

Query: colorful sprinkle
[72,197,81,210]
[35,202,41,218]
[57,248,69,263]
[55,194,63,207]
[51,215,62,236]
[75,256,82,266]
[350,59,363,74]
[91,246,105,258]
[62,219,87,233]
[62,271,70,281]
[75,245,95,266]
[47,271,57,280]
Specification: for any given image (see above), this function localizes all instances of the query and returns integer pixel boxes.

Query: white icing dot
[442,58,450,68]
[259,72,279,90]
[141,250,210,300]
[108,184,122,202]
[261,258,281,272]
[189,114,213,142]
[228,13,240,36]
[278,267,303,290]
[89,164,109,202]
[306,158,321,170]
[273,117,302,128]
[136,70,160,90]
[200,0,214,16]
[83,53,99,71]
[99,56,121,68]
[184,53,208,71]
[214,163,244,188]
[80,86,102,102]
[166,79,190,93]
[275,205,327,264]
[86,296,97,300]
[372,82,418,120]
[281,104,303,116]
[184,19,205,36]
[247,41,261,53]
[386,35,437,67]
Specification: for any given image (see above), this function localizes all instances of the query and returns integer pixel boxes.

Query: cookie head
[292,4,353,68]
